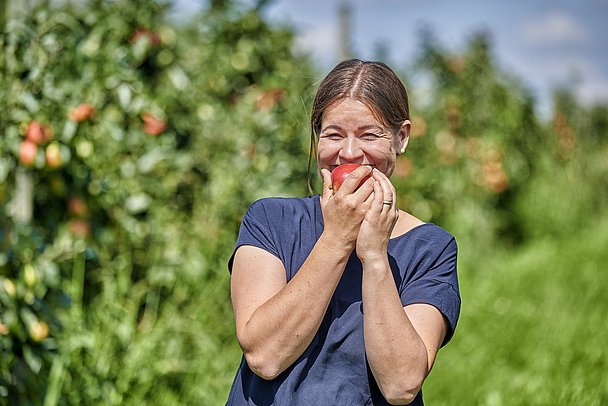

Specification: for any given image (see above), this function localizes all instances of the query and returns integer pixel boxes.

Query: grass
[42,208,608,405]
[424,215,608,405]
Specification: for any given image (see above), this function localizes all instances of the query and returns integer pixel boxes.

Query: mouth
[330,163,374,171]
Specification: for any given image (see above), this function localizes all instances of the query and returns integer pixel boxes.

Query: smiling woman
[317,98,407,177]
[226,59,461,405]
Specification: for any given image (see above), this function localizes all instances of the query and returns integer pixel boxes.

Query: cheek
[368,143,395,160]
[317,141,339,161]
[369,145,397,173]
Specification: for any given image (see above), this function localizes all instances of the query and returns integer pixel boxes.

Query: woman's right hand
[320,166,375,251]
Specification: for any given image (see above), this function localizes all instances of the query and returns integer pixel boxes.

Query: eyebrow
[359,125,385,132]
[321,124,385,133]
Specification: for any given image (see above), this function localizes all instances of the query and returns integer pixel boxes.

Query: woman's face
[317,98,410,177]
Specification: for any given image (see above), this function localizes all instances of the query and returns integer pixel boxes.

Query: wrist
[318,231,355,257]
[359,253,389,270]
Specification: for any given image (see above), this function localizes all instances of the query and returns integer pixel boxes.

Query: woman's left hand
[356,168,399,262]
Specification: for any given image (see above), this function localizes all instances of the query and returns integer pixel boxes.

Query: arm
[357,169,449,404]
[362,263,448,404]
[231,167,374,380]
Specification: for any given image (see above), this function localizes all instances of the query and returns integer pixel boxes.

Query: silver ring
[382,201,393,205]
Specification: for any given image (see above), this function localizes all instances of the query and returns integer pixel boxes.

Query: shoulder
[393,221,456,249]
[416,223,456,248]
[416,223,457,262]
[246,195,319,218]
[389,222,457,271]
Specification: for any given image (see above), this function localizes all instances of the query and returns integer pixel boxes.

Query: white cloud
[293,24,339,65]
[520,11,590,47]
[570,61,608,105]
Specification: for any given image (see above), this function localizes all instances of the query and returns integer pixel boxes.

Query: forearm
[238,233,352,379]
[362,257,428,404]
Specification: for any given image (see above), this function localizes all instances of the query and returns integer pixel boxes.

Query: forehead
[322,98,383,128]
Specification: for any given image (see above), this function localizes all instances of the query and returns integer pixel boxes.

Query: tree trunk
[11,168,33,224]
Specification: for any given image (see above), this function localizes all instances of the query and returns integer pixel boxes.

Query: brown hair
[307,59,411,191]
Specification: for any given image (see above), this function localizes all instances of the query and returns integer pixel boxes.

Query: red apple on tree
[141,112,166,135]
[331,164,372,193]
[129,29,161,47]
[68,197,89,218]
[68,219,91,237]
[68,103,95,122]
[19,140,38,166]
[25,121,52,145]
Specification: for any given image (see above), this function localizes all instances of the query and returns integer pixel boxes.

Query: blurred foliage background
[1,0,607,405]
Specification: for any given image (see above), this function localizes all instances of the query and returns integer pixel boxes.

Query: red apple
[19,140,38,166]
[68,197,88,218]
[330,164,372,193]
[25,121,52,145]
[256,88,285,110]
[68,219,91,237]
[68,103,95,122]
[141,112,166,135]
[129,29,161,47]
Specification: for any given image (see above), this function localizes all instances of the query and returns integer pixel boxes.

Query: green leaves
[1,0,313,403]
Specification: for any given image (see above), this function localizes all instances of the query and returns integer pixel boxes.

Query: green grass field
[424,215,608,405]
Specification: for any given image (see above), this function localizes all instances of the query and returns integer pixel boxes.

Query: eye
[360,132,383,141]
[320,133,343,141]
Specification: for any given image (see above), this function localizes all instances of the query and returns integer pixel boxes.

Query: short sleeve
[401,238,461,346]
[227,199,280,273]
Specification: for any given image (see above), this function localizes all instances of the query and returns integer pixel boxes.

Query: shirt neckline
[313,194,432,243]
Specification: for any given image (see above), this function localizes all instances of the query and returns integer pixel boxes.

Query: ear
[396,119,411,155]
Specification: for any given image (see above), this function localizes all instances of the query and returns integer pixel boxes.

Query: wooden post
[11,168,33,224]
[338,2,353,61]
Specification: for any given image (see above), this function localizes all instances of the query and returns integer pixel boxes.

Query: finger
[353,176,375,204]
[358,177,375,208]
[320,168,333,204]
[373,169,396,211]
[368,177,384,211]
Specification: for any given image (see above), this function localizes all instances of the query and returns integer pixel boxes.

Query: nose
[339,136,364,163]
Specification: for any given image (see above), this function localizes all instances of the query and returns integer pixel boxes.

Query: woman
[227,59,460,405]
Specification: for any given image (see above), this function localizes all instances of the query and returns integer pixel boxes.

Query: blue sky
[174,0,608,114]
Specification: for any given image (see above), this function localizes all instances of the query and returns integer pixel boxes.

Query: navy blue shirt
[227,195,460,405]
